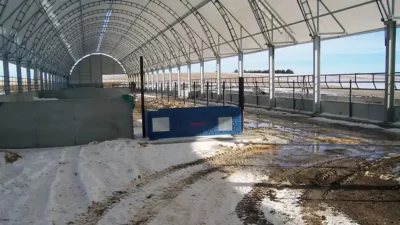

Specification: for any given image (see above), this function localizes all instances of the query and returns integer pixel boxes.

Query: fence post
[155,83,158,99]
[211,80,213,100]
[183,82,185,105]
[140,56,146,138]
[167,82,169,102]
[293,80,296,110]
[174,82,177,100]
[230,80,232,102]
[349,79,352,118]
[193,81,196,106]
[255,81,259,106]
[207,81,209,106]
[223,81,226,106]
[239,77,244,131]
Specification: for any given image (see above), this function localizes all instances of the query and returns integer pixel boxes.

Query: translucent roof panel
[0,0,397,75]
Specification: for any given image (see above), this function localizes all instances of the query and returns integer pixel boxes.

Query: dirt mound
[4,151,22,163]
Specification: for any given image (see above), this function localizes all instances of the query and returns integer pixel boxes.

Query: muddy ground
[71,98,400,225]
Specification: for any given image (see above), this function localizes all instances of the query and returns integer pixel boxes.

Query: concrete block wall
[39,87,130,99]
[0,97,133,148]
[0,92,39,102]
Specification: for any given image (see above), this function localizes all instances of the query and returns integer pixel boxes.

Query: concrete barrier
[39,87,130,99]
[0,97,133,148]
[0,92,39,102]
[322,101,350,116]
[145,106,242,140]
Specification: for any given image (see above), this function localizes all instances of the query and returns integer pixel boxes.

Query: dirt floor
[70,97,400,225]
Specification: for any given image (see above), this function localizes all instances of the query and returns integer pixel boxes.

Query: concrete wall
[0,97,133,148]
[70,55,125,85]
[321,101,386,121]
[39,87,130,99]
[0,92,39,102]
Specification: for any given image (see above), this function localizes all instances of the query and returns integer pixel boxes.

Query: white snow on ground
[260,187,306,225]
[0,139,236,225]
[314,204,359,225]
[147,170,264,225]
[0,135,357,225]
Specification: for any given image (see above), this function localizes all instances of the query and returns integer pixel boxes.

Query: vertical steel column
[384,19,397,122]
[269,45,276,108]
[16,59,23,93]
[156,70,160,91]
[177,65,181,96]
[200,60,205,95]
[238,51,244,78]
[2,53,10,94]
[34,67,39,91]
[49,74,52,90]
[151,71,154,91]
[187,63,192,94]
[312,35,321,114]
[216,56,221,96]
[168,67,172,87]
[26,64,31,91]
[146,72,149,90]
[44,71,48,90]
[162,69,166,91]
[39,69,44,90]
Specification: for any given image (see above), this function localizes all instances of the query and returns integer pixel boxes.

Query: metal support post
[384,19,396,122]
[162,69,166,94]
[44,71,48,90]
[200,60,205,95]
[187,63,192,94]
[49,74,52,90]
[16,59,22,93]
[156,70,160,92]
[26,64,31,91]
[40,69,44,90]
[239,77,244,131]
[177,65,181,96]
[34,67,39,91]
[146,72,149,91]
[168,67,172,92]
[312,35,321,114]
[151,71,155,92]
[238,51,244,78]
[140,56,146,138]
[268,45,275,108]
[2,53,10,94]
[216,56,221,98]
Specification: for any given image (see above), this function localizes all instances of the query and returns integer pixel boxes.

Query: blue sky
[178,28,400,75]
[2,28,400,78]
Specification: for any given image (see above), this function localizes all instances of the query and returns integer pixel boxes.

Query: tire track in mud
[235,183,275,225]
[71,144,277,225]
[234,156,355,225]
[131,167,220,225]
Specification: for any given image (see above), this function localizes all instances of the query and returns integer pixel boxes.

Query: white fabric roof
[0,0,398,75]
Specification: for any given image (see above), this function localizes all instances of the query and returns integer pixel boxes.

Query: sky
[176,28,400,75]
[1,28,400,79]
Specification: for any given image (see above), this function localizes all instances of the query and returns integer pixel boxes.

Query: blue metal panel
[145,106,242,140]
